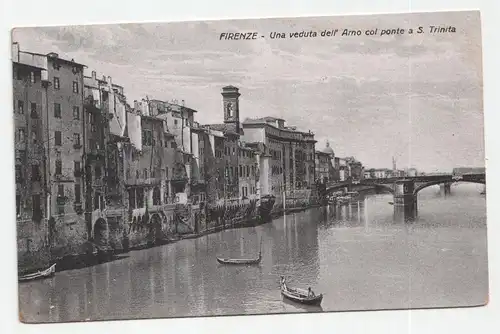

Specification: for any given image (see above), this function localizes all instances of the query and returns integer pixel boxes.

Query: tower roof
[321,140,335,155]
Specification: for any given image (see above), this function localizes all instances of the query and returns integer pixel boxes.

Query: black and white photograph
[12,10,487,323]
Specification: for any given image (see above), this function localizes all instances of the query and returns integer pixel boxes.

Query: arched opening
[414,180,486,196]
[93,218,108,247]
[147,213,162,246]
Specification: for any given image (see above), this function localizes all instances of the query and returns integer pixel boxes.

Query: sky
[12,10,485,173]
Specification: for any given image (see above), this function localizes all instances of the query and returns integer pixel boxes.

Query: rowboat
[216,254,261,265]
[19,263,56,282]
[280,282,323,306]
[217,238,262,265]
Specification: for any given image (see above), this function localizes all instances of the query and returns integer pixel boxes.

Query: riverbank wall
[17,193,325,275]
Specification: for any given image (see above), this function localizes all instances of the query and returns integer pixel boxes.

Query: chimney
[107,76,112,86]
[11,42,19,62]
[91,71,96,79]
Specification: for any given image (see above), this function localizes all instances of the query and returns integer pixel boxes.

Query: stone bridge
[326,173,486,221]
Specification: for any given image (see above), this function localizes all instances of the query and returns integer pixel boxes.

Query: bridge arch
[414,180,486,195]
[326,182,395,194]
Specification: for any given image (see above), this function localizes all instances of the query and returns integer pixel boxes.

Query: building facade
[238,144,258,199]
[13,60,47,222]
[315,151,331,183]
[242,115,317,205]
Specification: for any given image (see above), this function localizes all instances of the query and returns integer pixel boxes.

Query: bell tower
[222,85,240,133]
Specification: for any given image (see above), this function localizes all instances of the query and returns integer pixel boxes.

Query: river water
[18,184,488,323]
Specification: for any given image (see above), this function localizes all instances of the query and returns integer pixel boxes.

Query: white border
[1,1,498,333]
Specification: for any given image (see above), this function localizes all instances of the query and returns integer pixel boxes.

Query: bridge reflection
[325,173,485,222]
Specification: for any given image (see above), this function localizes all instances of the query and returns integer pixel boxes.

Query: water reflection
[18,184,487,322]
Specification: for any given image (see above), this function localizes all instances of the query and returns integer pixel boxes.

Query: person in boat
[280,276,288,291]
[308,287,316,298]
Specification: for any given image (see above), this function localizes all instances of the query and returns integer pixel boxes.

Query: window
[128,189,137,209]
[54,131,61,146]
[15,165,23,184]
[136,188,144,208]
[153,187,161,205]
[57,184,64,197]
[72,81,79,93]
[174,119,178,127]
[16,195,21,216]
[93,191,104,211]
[73,133,81,146]
[17,100,24,114]
[73,106,80,120]
[142,130,152,146]
[74,184,81,203]
[53,77,60,90]
[54,103,61,118]
[171,141,176,149]
[17,128,25,143]
[30,71,35,84]
[74,161,81,175]
[165,167,169,179]
[55,160,62,175]
[239,165,242,177]
[135,170,140,179]
[95,166,102,178]
[30,102,37,118]
[32,194,42,218]
[31,164,41,181]
[144,169,148,179]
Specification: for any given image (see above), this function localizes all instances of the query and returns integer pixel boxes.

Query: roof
[19,50,86,68]
[12,61,46,71]
[203,123,240,136]
[243,116,285,124]
[321,141,335,155]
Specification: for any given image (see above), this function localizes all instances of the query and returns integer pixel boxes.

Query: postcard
[12,10,487,323]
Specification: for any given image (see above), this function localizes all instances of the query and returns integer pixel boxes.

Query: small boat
[388,201,394,205]
[217,238,262,265]
[19,263,56,282]
[280,283,323,306]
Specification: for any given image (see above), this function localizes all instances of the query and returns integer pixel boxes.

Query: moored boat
[19,263,56,282]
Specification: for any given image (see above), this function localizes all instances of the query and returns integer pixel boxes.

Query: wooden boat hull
[281,287,323,306]
[216,257,261,265]
[19,263,56,282]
